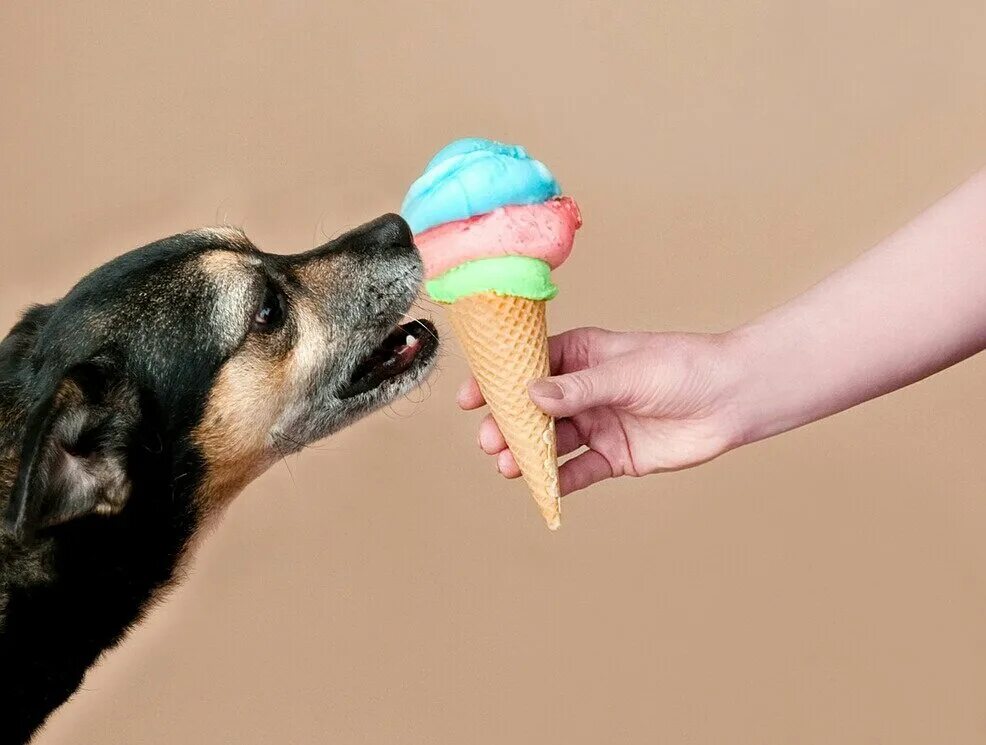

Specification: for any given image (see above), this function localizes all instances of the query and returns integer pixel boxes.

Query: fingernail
[529,380,564,399]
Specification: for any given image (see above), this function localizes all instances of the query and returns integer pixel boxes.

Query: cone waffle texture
[447,292,561,529]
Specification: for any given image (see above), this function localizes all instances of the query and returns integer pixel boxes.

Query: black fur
[0,216,436,743]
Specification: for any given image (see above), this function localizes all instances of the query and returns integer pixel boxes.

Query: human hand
[457,327,744,496]
[463,169,986,499]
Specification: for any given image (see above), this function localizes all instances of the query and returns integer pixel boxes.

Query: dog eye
[253,284,285,331]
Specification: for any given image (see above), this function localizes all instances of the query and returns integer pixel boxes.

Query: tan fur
[191,294,330,530]
[192,344,286,526]
[189,226,251,248]
[196,247,253,274]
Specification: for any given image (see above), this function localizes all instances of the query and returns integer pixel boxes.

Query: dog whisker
[270,429,306,453]
[403,379,433,406]
[214,198,233,227]
[412,292,444,309]
[383,403,412,420]
[312,211,331,248]
[410,318,442,346]
[269,432,299,493]
[272,428,338,453]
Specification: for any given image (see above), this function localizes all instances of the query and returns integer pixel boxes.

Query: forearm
[726,167,986,446]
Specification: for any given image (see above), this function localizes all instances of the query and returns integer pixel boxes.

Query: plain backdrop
[2,2,985,743]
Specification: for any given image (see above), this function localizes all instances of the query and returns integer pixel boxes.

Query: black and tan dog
[0,215,438,743]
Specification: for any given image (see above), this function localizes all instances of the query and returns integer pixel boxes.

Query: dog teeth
[405,334,416,346]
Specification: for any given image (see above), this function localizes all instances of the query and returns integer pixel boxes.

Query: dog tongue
[393,335,421,366]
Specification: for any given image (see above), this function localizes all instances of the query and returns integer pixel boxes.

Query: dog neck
[0,372,200,743]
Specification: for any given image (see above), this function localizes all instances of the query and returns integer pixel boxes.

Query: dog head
[0,214,438,541]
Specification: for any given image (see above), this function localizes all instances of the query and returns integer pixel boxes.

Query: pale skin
[458,167,986,496]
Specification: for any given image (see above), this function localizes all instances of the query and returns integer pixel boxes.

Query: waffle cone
[447,292,561,529]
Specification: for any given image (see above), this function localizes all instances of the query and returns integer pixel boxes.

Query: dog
[0,214,438,743]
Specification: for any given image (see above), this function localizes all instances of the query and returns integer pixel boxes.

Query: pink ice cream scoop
[414,196,582,281]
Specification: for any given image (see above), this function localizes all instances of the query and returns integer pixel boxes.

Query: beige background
[1,1,985,743]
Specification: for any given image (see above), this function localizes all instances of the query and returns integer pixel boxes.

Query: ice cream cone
[447,292,561,530]
[403,136,581,528]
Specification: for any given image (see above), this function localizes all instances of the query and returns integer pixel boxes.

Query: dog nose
[355,213,415,253]
[297,213,417,266]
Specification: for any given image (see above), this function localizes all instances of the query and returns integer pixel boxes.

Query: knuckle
[579,326,613,364]
[561,373,592,401]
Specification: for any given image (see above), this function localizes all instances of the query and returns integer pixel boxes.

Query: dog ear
[2,359,141,542]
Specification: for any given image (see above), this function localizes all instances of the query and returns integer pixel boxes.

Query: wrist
[713,325,766,451]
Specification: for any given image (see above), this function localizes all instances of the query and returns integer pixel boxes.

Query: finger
[478,414,507,455]
[555,418,585,457]
[547,326,607,375]
[463,327,634,408]
[559,449,614,496]
[457,377,486,410]
[496,449,521,478]
[547,326,647,374]
[484,419,581,479]
[481,417,580,457]
[528,359,632,418]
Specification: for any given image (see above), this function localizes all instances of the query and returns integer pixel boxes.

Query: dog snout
[287,213,423,328]
[295,213,417,267]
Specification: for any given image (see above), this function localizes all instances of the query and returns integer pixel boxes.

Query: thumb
[528,361,631,417]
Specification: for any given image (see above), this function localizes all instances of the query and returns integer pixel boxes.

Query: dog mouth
[337,319,439,399]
